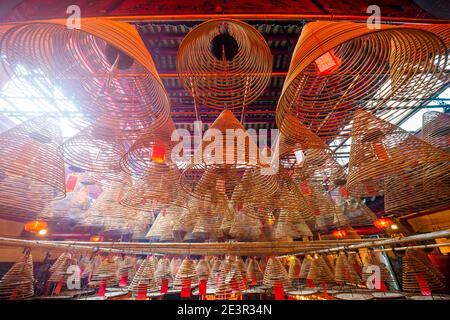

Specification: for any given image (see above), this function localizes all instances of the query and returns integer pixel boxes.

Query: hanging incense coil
[340,199,377,227]
[276,21,448,141]
[82,255,103,279]
[145,207,180,241]
[0,116,65,219]
[307,255,335,283]
[48,252,77,283]
[89,255,120,287]
[173,258,199,289]
[191,194,229,240]
[195,259,211,281]
[170,258,183,278]
[362,250,396,290]
[228,209,263,241]
[288,257,303,282]
[348,110,450,216]
[298,256,312,279]
[215,258,246,299]
[402,249,445,293]
[0,251,34,300]
[263,257,291,289]
[335,252,361,285]
[0,19,170,138]
[118,256,136,286]
[347,252,363,278]
[154,257,173,287]
[128,256,159,296]
[422,111,450,153]
[173,206,195,234]
[177,19,272,110]
[246,258,264,286]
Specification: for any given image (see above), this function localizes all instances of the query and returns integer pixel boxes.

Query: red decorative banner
[274,281,284,300]
[180,279,192,298]
[415,273,432,296]
[97,280,107,297]
[199,279,207,295]
[137,283,148,300]
[160,278,169,294]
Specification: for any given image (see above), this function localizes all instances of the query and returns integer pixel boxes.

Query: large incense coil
[128,256,159,295]
[173,207,195,234]
[195,259,211,281]
[173,258,199,289]
[170,258,183,278]
[0,116,65,219]
[307,255,335,283]
[263,257,292,290]
[228,209,263,241]
[236,258,247,279]
[215,259,246,299]
[299,256,313,279]
[48,252,76,283]
[89,255,119,287]
[362,251,396,289]
[246,258,264,286]
[341,199,377,227]
[276,21,448,141]
[402,249,445,293]
[294,220,313,238]
[118,256,137,286]
[154,257,173,287]
[145,207,180,241]
[335,252,361,285]
[120,162,188,210]
[288,257,302,281]
[272,212,300,241]
[422,111,450,153]
[347,252,363,278]
[191,193,230,240]
[348,110,450,216]
[177,19,272,110]
[82,255,103,278]
[0,19,170,137]
[0,251,34,300]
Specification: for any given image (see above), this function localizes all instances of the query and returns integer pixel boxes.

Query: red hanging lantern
[24,221,48,233]
[374,217,394,229]
[332,229,347,239]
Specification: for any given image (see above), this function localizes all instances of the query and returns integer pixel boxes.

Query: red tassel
[119,274,128,287]
[230,277,239,292]
[340,186,348,200]
[251,273,257,286]
[54,279,64,295]
[137,283,148,300]
[199,279,207,295]
[379,281,387,292]
[160,278,169,294]
[415,273,432,296]
[180,279,192,298]
[322,281,330,299]
[274,281,284,300]
[307,278,315,288]
[8,288,18,300]
[66,174,78,193]
[97,280,106,297]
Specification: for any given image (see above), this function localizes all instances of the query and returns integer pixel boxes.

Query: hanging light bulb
[24,221,48,233]
[374,217,394,229]
[332,229,347,239]
[90,235,103,242]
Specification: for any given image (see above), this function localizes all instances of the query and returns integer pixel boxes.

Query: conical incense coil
[272,212,299,241]
[246,258,264,286]
[347,252,363,277]
[82,255,103,278]
[0,116,65,219]
[293,220,313,238]
[276,21,448,141]
[209,258,223,285]
[422,111,450,153]
[340,199,377,227]
[362,251,396,289]
[1,19,170,138]
[288,257,302,281]
[173,207,195,234]
[170,258,183,278]
[196,259,211,281]
[307,255,335,283]
[118,256,136,286]
[48,252,77,283]
[155,257,173,287]
[236,258,247,279]
[145,206,179,241]
[177,19,272,110]
[335,252,361,285]
[128,256,159,296]
[348,110,450,215]
[299,256,313,279]
[229,209,263,241]
[173,258,199,289]
[191,195,228,240]
[263,257,291,289]
[0,251,34,300]
[215,259,246,300]
[402,249,445,293]
[89,255,120,287]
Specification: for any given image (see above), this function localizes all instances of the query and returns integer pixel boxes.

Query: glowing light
[332,229,347,238]
[374,217,393,229]
[24,221,48,233]
[90,235,103,242]
[391,223,399,230]
[38,229,48,236]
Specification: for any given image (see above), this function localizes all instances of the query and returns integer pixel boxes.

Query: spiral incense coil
[228,209,263,241]
[422,111,450,153]
[236,258,247,279]
[402,249,445,293]
[294,220,313,238]
[335,252,361,285]
[263,257,291,290]
[347,252,363,277]
[297,256,311,279]
[154,257,173,287]
[48,252,77,283]
[118,256,137,285]
[288,257,302,281]
[196,259,211,281]
[89,255,120,287]
[272,212,300,241]
[246,258,264,286]
[0,251,34,300]
[276,21,448,141]
[173,258,199,289]
[209,258,223,285]
[145,207,180,241]
[307,255,335,283]
[177,19,272,110]
[215,259,246,299]
[362,251,396,289]
[341,199,377,227]
[82,255,103,278]
[348,110,450,216]
[0,116,65,219]
[173,207,195,234]
[191,195,228,240]
[0,19,170,138]
[170,258,183,278]
[128,256,159,295]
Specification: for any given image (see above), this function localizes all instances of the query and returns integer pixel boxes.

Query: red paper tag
[66,174,78,193]
[160,278,169,294]
[151,144,166,163]
[415,274,432,296]
[274,281,284,300]
[54,279,64,295]
[379,281,387,292]
[251,273,257,286]
[372,142,389,161]
[315,49,341,74]
[180,279,192,298]
[199,279,207,295]
[299,181,312,196]
[242,275,248,289]
[97,280,106,297]
[307,279,315,288]
[322,281,330,299]
[314,209,321,216]
[340,186,348,200]
[119,274,128,287]
[236,202,243,211]
[8,288,17,300]
[137,283,148,300]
